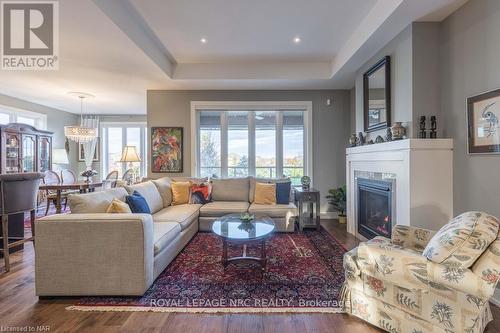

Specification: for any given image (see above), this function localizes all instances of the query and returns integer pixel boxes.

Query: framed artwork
[467,88,500,154]
[78,138,99,162]
[151,127,183,173]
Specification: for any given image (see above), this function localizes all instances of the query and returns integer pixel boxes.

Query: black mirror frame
[363,56,391,132]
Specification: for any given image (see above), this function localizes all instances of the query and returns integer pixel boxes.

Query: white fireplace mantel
[346,139,453,238]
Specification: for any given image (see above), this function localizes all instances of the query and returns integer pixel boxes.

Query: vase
[391,122,406,140]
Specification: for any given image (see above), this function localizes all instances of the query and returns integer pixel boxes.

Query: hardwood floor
[0,220,498,333]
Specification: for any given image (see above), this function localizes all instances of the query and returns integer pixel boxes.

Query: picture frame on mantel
[363,56,391,132]
[151,127,183,173]
[467,88,500,154]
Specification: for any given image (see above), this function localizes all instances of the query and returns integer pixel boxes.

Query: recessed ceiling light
[200,38,207,44]
[293,36,301,44]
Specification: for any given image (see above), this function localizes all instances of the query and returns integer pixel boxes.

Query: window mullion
[221,112,228,177]
[248,111,255,176]
[276,111,284,178]
[122,127,126,175]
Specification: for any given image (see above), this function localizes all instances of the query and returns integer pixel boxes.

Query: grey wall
[147,90,351,213]
[0,93,79,171]
[440,0,500,218]
[354,25,413,140]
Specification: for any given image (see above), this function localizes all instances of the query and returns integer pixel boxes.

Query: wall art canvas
[467,89,500,154]
[151,127,183,172]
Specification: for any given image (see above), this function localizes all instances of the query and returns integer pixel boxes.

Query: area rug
[67,227,348,313]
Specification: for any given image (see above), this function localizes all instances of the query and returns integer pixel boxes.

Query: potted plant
[326,186,347,224]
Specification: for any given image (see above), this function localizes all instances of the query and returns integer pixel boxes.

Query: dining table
[39,181,103,214]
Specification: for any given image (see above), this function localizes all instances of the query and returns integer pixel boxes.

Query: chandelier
[64,92,97,143]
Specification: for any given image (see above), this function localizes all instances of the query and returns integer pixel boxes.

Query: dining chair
[0,172,44,272]
[104,170,119,189]
[122,169,134,185]
[42,170,61,216]
[60,169,78,210]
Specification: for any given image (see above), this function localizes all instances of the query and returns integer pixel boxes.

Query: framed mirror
[363,56,391,132]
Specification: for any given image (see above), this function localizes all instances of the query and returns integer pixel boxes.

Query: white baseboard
[491,288,500,307]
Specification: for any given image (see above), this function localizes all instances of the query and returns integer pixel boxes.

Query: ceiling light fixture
[64,92,97,143]
[293,36,301,44]
[200,38,207,44]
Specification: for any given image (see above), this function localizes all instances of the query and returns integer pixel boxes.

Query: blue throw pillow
[275,181,291,204]
[126,191,151,214]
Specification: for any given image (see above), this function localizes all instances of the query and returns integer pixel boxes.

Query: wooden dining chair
[60,169,78,210]
[104,170,119,189]
[122,169,133,186]
[0,172,44,272]
[43,170,61,216]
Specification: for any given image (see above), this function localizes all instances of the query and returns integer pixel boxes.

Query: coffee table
[212,214,275,272]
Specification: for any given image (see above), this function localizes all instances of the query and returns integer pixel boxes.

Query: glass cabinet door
[22,134,36,172]
[38,136,51,172]
[5,132,21,173]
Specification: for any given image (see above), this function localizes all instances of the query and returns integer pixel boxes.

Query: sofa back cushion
[68,187,128,213]
[125,181,163,214]
[171,177,208,185]
[151,177,173,207]
[211,177,249,202]
[249,177,292,203]
[423,211,499,268]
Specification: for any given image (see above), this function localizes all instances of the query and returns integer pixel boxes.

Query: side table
[294,187,320,231]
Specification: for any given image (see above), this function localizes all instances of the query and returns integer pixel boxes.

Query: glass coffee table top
[212,214,275,241]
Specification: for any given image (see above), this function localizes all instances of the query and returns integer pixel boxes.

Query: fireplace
[357,178,394,239]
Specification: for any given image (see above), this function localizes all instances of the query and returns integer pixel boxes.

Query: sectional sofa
[35,177,297,296]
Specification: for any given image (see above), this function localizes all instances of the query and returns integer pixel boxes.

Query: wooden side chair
[60,169,78,210]
[103,170,119,189]
[42,170,61,216]
[122,169,134,185]
[0,172,44,272]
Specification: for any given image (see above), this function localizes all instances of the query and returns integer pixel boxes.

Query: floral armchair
[342,211,500,333]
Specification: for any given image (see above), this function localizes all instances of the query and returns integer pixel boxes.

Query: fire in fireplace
[357,178,393,239]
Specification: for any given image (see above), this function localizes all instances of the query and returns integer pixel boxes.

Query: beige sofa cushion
[423,211,499,268]
[199,201,250,217]
[153,222,181,255]
[153,204,202,230]
[249,202,297,218]
[151,177,173,207]
[211,177,249,202]
[171,177,208,185]
[125,181,164,214]
[68,187,128,213]
[249,177,293,202]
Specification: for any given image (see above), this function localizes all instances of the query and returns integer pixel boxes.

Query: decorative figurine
[357,132,365,145]
[375,135,384,144]
[430,116,437,138]
[349,133,357,147]
[391,122,406,140]
[385,127,392,142]
[300,175,311,190]
[418,115,427,138]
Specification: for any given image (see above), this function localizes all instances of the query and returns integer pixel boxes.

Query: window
[195,105,310,185]
[0,107,47,129]
[101,123,147,178]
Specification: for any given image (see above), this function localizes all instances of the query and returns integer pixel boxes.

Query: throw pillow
[171,181,191,205]
[125,191,151,214]
[254,182,276,205]
[275,181,291,204]
[190,182,212,204]
[106,198,132,213]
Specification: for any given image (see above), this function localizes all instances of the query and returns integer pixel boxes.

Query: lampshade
[52,148,69,164]
[120,146,141,163]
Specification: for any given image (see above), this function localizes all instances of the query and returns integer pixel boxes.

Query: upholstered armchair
[342,211,500,333]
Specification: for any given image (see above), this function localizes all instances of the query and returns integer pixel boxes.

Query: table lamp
[120,145,141,184]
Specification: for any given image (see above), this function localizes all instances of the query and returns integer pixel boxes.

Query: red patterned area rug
[67,227,348,313]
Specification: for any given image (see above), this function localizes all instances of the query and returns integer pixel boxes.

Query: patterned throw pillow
[254,182,276,205]
[106,198,132,213]
[423,211,499,268]
[190,182,212,204]
[171,181,191,205]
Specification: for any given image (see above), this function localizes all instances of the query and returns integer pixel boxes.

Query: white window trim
[100,122,147,177]
[190,101,313,184]
[0,105,47,129]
